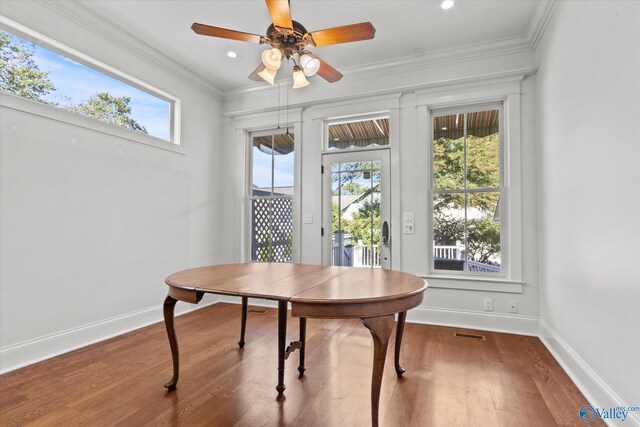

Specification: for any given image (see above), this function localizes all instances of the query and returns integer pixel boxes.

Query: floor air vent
[454,332,486,340]
[248,309,267,314]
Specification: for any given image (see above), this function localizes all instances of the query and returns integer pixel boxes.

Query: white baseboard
[0,295,219,374]
[215,297,539,337]
[539,320,640,427]
[406,306,540,336]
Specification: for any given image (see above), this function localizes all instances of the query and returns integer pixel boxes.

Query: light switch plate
[303,213,313,224]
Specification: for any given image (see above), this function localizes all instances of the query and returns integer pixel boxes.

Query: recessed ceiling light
[227,51,238,58]
[441,0,454,10]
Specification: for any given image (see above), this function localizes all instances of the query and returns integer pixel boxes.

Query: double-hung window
[249,129,295,262]
[431,104,504,275]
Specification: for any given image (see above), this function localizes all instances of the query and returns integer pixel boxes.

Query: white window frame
[416,76,524,290]
[429,102,506,278]
[0,16,181,152]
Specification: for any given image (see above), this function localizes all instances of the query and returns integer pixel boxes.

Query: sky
[252,146,294,189]
[10,31,170,140]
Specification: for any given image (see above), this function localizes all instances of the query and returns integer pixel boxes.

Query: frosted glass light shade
[292,66,309,88]
[261,48,282,70]
[299,54,320,76]
[258,67,277,85]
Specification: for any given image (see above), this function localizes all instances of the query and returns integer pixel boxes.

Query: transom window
[1,27,176,143]
[326,116,389,151]
[431,105,503,275]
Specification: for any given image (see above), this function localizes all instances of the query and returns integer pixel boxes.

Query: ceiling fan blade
[308,53,343,83]
[249,63,267,81]
[191,23,262,43]
[309,22,376,47]
[265,0,293,30]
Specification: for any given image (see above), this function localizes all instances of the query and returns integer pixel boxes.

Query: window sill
[422,274,524,293]
[1,92,183,155]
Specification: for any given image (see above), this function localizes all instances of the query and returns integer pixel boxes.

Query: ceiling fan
[191,0,376,88]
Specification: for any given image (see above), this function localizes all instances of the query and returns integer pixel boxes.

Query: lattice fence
[251,197,293,262]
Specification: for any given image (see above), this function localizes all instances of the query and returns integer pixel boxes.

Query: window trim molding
[430,102,507,279]
[0,16,181,147]
[416,76,524,286]
[232,108,304,264]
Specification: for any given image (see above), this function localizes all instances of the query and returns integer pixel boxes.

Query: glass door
[322,150,391,269]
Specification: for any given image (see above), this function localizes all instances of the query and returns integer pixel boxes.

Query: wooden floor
[0,303,601,427]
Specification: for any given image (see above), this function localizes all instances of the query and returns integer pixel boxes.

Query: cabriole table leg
[163,295,179,390]
[362,314,394,427]
[394,311,407,376]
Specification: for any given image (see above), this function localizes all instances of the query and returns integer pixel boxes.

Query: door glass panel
[331,161,381,268]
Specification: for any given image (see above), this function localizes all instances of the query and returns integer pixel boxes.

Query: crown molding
[22,0,222,100]
[222,35,533,101]
[223,1,555,102]
[526,0,558,50]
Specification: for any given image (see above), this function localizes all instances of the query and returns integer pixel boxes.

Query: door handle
[382,221,389,247]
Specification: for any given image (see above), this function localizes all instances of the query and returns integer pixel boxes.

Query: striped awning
[328,118,389,149]
[433,110,499,140]
[253,132,295,155]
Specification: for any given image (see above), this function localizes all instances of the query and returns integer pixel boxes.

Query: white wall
[535,0,640,412]
[224,46,541,335]
[0,3,227,371]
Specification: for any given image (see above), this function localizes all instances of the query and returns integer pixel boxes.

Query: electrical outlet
[509,301,518,313]
[483,298,493,311]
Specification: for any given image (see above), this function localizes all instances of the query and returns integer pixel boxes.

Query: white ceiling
[77,0,541,93]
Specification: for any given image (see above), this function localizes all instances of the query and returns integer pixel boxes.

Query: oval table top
[165,262,427,318]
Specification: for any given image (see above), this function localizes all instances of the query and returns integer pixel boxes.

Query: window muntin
[0,28,174,142]
[431,106,503,275]
[250,130,295,262]
[326,116,389,150]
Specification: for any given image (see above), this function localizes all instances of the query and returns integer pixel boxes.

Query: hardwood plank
[0,304,600,427]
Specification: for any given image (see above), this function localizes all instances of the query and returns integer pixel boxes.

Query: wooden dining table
[162,262,427,427]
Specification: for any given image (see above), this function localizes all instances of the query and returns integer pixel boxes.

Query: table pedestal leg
[276,300,287,394]
[394,311,407,376]
[239,296,248,348]
[362,314,394,427]
[163,295,179,390]
[298,317,306,376]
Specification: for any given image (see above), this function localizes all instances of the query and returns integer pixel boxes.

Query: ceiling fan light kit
[299,53,320,76]
[257,66,278,85]
[191,0,376,88]
[292,65,310,88]
[262,47,283,70]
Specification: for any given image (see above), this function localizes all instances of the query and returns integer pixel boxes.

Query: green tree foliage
[333,194,381,247]
[0,31,56,101]
[433,133,501,264]
[70,92,148,134]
